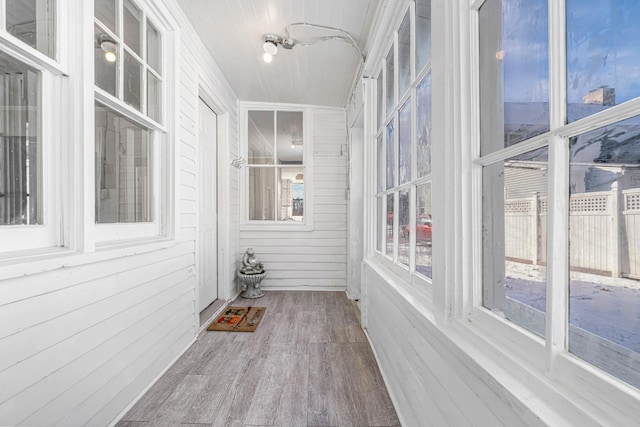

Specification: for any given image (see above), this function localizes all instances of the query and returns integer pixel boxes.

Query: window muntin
[6,0,56,59]
[247,109,305,223]
[94,0,163,123]
[479,0,549,156]
[567,0,640,123]
[0,52,41,225]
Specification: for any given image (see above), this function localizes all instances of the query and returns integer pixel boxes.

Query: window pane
[147,20,162,74]
[416,0,432,73]
[249,167,275,220]
[398,10,411,98]
[415,183,432,278]
[376,134,384,193]
[416,72,432,177]
[385,47,394,118]
[398,99,411,185]
[7,0,56,59]
[95,104,152,223]
[248,111,274,165]
[569,116,640,388]
[123,0,141,56]
[483,146,549,338]
[377,196,383,252]
[398,189,410,267]
[123,51,142,110]
[276,111,303,165]
[95,0,116,33]
[95,25,118,97]
[567,1,640,122]
[386,193,394,258]
[376,71,383,131]
[479,0,549,156]
[147,71,161,123]
[278,167,303,221]
[386,119,395,189]
[0,53,40,225]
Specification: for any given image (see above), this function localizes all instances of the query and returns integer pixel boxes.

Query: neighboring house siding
[240,108,349,290]
[0,1,240,425]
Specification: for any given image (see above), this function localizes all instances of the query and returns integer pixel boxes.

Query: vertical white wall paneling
[348,125,365,300]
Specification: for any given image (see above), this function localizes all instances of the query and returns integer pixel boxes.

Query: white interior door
[198,98,218,311]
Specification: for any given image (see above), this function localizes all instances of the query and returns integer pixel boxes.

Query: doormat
[207,306,266,332]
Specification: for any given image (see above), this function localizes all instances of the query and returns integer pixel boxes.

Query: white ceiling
[179,0,380,107]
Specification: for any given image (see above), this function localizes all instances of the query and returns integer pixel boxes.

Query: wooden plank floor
[117,291,400,427]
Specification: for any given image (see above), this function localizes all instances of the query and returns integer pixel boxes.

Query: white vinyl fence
[505,184,640,279]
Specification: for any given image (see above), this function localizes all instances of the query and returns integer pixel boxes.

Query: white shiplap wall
[240,108,349,290]
[0,0,240,425]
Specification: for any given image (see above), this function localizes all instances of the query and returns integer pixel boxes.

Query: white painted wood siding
[0,1,240,425]
[240,108,348,290]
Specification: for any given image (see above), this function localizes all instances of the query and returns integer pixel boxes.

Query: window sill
[0,237,178,281]
[241,222,314,232]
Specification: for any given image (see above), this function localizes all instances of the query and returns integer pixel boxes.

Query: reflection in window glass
[124,51,142,110]
[386,119,395,189]
[249,167,275,220]
[416,0,432,73]
[386,48,395,118]
[377,134,384,193]
[123,0,142,56]
[147,71,161,123]
[377,196,383,252]
[95,25,118,97]
[147,20,162,74]
[567,0,640,122]
[7,0,56,59]
[386,193,394,258]
[398,189,410,267]
[568,116,640,389]
[399,100,411,185]
[248,111,275,165]
[398,10,411,98]
[377,71,383,131]
[0,53,41,225]
[483,146,549,338]
[276,111,303,165]
[479,0,549,156]
[415,183,432,278]
[278,167,304,221]
[95,104,152,223]
[416,72,432,177]
[95,0,117,33]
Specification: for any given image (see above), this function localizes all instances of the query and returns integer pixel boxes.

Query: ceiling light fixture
[98,34,117,63]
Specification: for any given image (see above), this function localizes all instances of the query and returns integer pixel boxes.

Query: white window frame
[92,0,174,243]
[239,102,314,231]
[467,0,640,418]
[0,1,66,255]
[372,1,432,291]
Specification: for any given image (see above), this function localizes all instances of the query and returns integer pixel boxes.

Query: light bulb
[263,40,278,56]
[263,52,273,63]
[105,51,117,62]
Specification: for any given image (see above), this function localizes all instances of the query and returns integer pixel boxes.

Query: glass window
[479,0,549,156]
[398,100,411,185]
[377,196,383,253]
[482,146,549,337]
[386,119,395,189]
[95,25,118,97]
[385,47,395,118]
[0,52,41,225]
[398,10,411,98]
[416,0,432,73]
[95,104,152,223]
[567,0,640,123]
[415,183,432,278]
[6,0,56,59]
[147,71,162,123]
[147,20,162,74]
[569,116,640,388]
[95,0,117,33]
[398,189,410,267]
[377,134,384,193]
[386,193,394,258]
[123,0,142,56]
[123,51,142,110]
[247,110,305,222]
[416,71,432,177]
[376,71,383,131]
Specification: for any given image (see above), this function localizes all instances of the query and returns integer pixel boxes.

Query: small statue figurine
[241,247,264,275]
